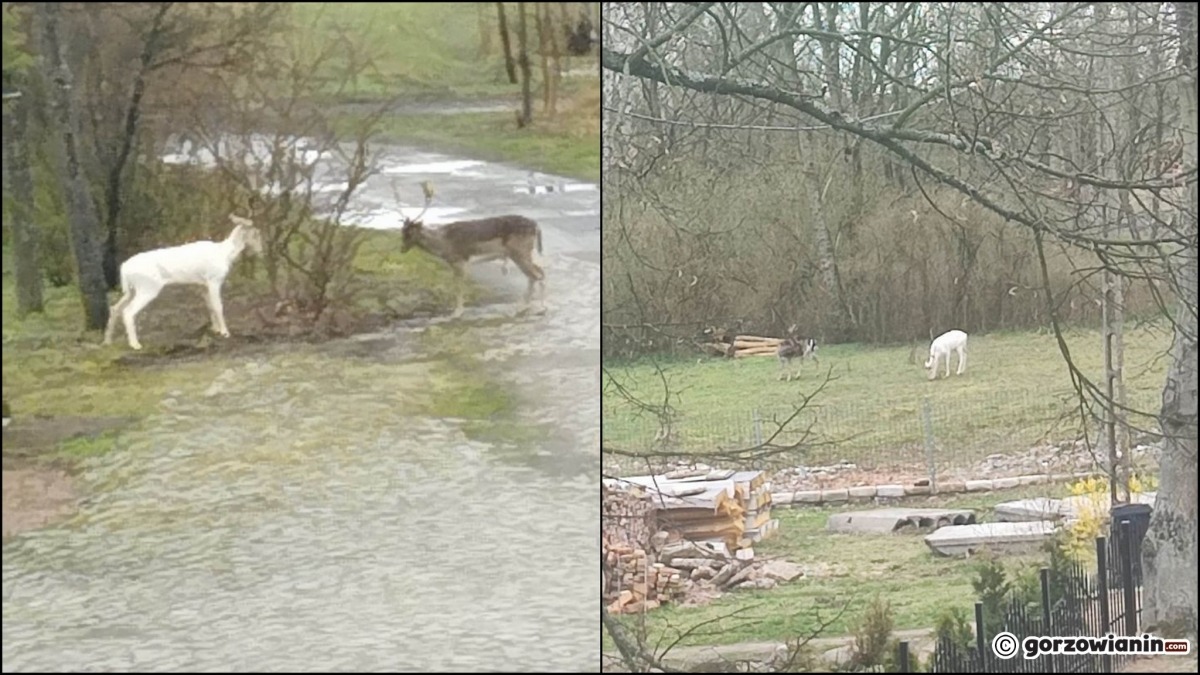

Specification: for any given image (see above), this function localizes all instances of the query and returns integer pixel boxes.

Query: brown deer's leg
[450,263,467,318]
[510,245,545,314]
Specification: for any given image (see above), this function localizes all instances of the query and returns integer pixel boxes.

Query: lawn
[293,2,601,181]
[607,485,1076,653]
[602,327,1172,470]
[291,2,595,103]
[0,225,480,461]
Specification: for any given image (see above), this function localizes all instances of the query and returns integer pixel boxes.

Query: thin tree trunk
[101,3,171,290]
[39,1,109,330]
[2,88,45,315]
[535,2,550,112]
[477,2,492,57]
[516,2,533,128]
[496,3,517,84]
[1142,0,1198,640]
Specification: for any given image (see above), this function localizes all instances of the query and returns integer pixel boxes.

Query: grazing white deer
[103,214,265,350]
[924,329,968,380]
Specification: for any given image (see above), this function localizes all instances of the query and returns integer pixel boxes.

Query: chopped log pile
[603,468,786,614]
[699,333,783,359]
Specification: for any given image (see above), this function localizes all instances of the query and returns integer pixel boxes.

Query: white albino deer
[103,214,265,350]
[924,329,968,380]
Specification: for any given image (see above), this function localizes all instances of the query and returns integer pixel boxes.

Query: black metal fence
[897,521,1146,673]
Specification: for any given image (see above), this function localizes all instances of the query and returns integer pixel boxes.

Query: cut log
[733,338,781,350]
[733,334,780,343]
[736,345,780,353]
[721,561,758,589]
[734,349,780,358]
[711,562,739,587]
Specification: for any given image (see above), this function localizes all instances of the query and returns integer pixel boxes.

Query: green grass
[341,108,601,182]
[603,327,1172,468]
[607,486,1073,652]
[290,2,596,103]
[291,3,600,181]
[0,226,470,461]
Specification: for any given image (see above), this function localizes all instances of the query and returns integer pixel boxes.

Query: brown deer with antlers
[396,181,546,318]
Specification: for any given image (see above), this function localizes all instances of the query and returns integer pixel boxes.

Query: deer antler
[392,178,435,222]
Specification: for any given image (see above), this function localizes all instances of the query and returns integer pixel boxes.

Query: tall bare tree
[38,1,108,330]
[516,2,533,128]
[496,2,517,84]
[1141,0,1197,638]
[2,9,43,315]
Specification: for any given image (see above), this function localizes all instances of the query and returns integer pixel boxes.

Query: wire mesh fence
[603,387,1162,482]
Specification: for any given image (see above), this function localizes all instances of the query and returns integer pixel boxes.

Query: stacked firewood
[699,333,783,358]
[603,469,784,613]
[604,545,685,614]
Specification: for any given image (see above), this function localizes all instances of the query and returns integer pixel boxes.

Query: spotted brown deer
[778,325,820,381]
[396,181,546,318]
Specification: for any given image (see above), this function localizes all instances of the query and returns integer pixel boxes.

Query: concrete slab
[997,492,1157,523]
[925,521,1058,557]
[826,508,976,534]
[994,497,1070,522]
[1060,492,1156,517]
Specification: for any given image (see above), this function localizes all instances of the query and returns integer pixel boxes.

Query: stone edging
[770,472,1103,508]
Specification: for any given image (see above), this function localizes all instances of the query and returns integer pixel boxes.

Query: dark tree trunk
[39,2,110,330]
[516,2,533,128]
[102,3,171,290]
[496,3,517,84]
[2,87,45,315]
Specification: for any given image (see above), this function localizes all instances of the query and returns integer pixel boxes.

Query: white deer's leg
[122,285,161,351]
[104,292,133,345]
[203,289,221,334]
[944,353,951,378]
[957,347,967,375]
[207,281,230,337]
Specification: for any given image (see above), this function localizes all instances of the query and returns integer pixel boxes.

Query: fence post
[1120,520,1138,636]
[896,640,910,673]
[751,408,763,447]
[1096,536,1113,673]
[1040,567,1055,674]
[921,397,938,493]
[974,601,986,653]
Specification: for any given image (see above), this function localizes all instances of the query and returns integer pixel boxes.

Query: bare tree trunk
[102,3,171,290]
[1141,0,1198,640]
[496,3,517,84]
[39,2,110,330]
[516,2,533,128]
[2,88,45,315]
[535,2,551,112]
[807,166,855,338]
[477,2,492,57]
